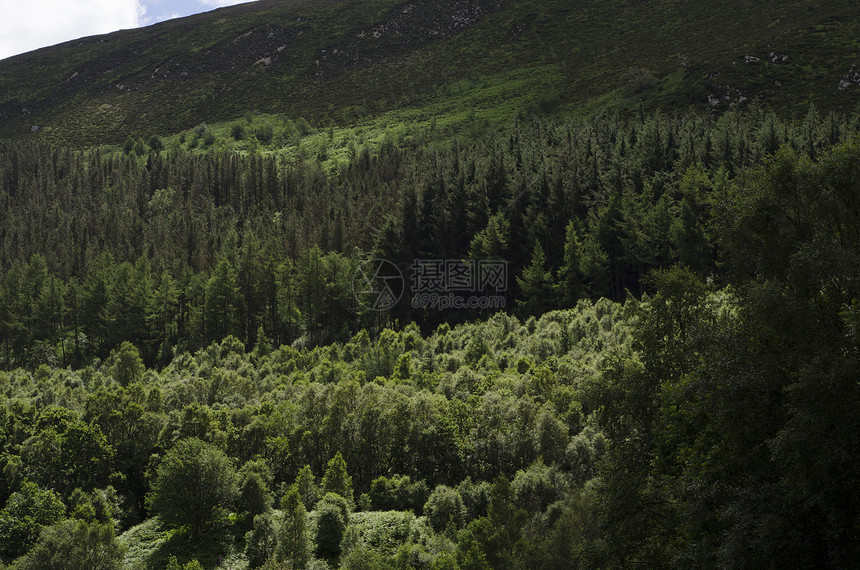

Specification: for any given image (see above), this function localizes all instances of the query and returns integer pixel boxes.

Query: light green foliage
[108,341,145,386]
[320,452,353,507]
[0,481,66,559]
[165,557,204,570]
[340,511,415,560]
[294,466,320,511]
[16,519,125,570]
[368,475,428,513]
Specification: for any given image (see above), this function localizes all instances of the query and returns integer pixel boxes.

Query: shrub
[423,485,465,533]
[146,438,237,537]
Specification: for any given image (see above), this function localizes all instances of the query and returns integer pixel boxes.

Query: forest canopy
[0,106,859,567]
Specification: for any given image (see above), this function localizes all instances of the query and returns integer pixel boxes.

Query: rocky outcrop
[838,66,860,90]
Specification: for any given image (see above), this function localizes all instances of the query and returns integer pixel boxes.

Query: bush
[146,438,237,537]
[237,460,273,526]
[245,513,277,568]
[0,480,66,559]
[148,135,164,153]
[255,123,274,144]
[315,500,347,560]
[423,485,465,534]
[340,546,394,570]
[16,519,125,570]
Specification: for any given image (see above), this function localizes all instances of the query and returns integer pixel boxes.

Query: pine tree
[204,260,240,344]
[516,243,553,316]
[320,451,354,506]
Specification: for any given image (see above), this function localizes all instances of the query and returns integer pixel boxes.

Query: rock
[30,125,39,133]
[744,55,760,64]
[837,66,860,91]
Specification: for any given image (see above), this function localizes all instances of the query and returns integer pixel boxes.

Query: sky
[0,0,258,61]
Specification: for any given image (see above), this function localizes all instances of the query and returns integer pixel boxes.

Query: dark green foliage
[146,438,237,537]
[423,485,466,534]
[231,124,245,141]
[148,136,164,153]
[1,109,859,367]
[245,513,277,569]
[204,262,241,344]
[277,486,311,569]
[237,467,273,528]
[0,107,859,567]
[314,498,348,560]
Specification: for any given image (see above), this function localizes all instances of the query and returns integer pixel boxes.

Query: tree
[16,519,125,570]
[147,271,179,365]
[424,485,466,534]
[0,480,66,559]
[277,486,311,569]
[516,243,552,316]
[245,513,278,568]
[294,465,319,511]
[321,451,353,507]
[456,477,529,569]
[204,260,240,344]
[314,496,347,560]
[108,341,145,386]
[146,438,237,537]
[555,221,584,307]
[236,460,273,527]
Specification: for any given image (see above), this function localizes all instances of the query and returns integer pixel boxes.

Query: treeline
[2,105,860,369]
[0,130,858,566]
[0,300,631,567]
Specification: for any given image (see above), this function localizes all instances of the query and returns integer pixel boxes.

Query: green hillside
[1,0,859,144]
[1,1,860,569]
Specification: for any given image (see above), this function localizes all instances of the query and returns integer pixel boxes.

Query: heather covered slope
[1,0,859,144]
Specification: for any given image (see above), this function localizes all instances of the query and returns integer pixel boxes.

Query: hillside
[1,2,860,568]
[1,0,859,144]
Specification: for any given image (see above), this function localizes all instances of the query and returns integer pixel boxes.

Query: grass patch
[119,517,248,570]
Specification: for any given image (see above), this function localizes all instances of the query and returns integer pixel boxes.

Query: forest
[0,104,859,568]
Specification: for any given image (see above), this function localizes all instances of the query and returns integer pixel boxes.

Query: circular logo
[353,259,404,311]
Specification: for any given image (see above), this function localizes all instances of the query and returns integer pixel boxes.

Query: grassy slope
[0,0,858,145]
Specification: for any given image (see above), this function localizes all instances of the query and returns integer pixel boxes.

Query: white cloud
[0,0,143,60]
